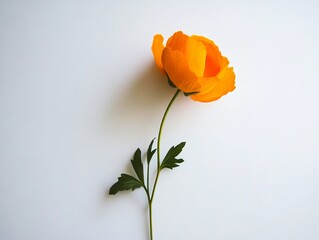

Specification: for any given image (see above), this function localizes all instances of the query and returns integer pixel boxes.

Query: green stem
[147,162,150,193]
[143,186,152,240]
[149,200,153,240]
[148,89,180,240]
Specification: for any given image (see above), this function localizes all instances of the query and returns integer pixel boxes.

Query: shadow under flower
[104,63,176,203]
[103,62,178,238]
[106,62,176,143]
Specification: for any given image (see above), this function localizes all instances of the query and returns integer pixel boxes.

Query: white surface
[1,0,319,239]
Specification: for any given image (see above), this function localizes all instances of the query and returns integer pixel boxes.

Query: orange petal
[191,35,224,77]
[167,32,206,77]
[166,31,188,52]
[161,47,201,93]
[184,37,206,77]
[191,35,220,52]
[191,67,236,102]
[151,34,165,74]
[197,76,220,94]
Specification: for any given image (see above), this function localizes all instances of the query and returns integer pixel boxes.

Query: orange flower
[152,31,236,102]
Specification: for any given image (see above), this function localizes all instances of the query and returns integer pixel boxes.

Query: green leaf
[109,174,143,195]
[131,148,144,183]
[167,76,177,88]
[160,142,186,170]
[147,138,156,164]
[184,91,199,96]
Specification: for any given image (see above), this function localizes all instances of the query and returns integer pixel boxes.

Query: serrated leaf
[131,148,144,183]
[109,174,143,195]
[160,142,186,170]
[161,158,184,170]
[147,138,156,164]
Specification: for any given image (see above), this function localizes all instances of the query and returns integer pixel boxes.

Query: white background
[1,0,318,239]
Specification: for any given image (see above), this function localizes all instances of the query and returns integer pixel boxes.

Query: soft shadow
[102,63,180,239]
[104,62,175,200]
[107,62,176,136]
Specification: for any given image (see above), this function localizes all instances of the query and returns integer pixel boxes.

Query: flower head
[152,31,236,102]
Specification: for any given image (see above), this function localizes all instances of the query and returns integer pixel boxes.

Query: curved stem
[148,89,180,240]
[151,89,180,201]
